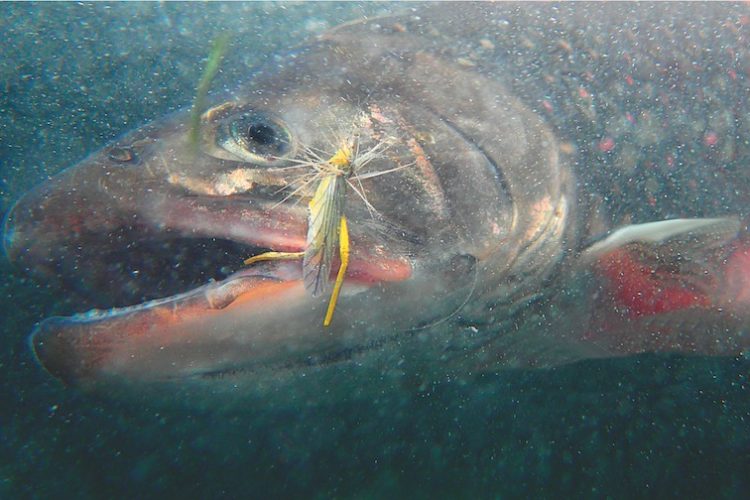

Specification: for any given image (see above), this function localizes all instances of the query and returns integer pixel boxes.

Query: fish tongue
[205,261,302,309]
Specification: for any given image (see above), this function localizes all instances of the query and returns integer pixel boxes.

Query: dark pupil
[245,123,276,146]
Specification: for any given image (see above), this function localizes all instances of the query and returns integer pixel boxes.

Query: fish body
[4,3,750,396]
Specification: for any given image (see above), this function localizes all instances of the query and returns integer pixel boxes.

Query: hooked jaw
[28,266,309,385]
[27,251,411,385]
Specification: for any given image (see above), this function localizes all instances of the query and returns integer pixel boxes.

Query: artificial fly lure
[299,144,352,326]
[244,128,405,327]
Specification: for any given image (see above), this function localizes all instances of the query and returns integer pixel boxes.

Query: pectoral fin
[582,217,740,262]
[583,217,740,317]
[581,217,750,356]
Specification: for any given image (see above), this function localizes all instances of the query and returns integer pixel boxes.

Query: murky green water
[2,3,749,497]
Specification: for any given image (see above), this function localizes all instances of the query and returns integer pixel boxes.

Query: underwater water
[2,2,750,498]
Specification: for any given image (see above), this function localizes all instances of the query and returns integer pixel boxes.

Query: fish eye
[212,109,294,165]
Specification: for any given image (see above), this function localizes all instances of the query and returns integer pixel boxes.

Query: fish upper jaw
[3,142,414,309]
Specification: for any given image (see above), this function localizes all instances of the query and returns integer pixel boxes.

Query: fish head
[4,26,574,387]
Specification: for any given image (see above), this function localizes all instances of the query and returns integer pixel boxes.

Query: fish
[4,3,750,397]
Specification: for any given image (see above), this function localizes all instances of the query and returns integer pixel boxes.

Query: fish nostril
[107,146,140,165]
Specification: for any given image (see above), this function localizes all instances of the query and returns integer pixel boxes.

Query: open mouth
[60,231,277,309]
[6,186,414,385]
[6,189,411,313]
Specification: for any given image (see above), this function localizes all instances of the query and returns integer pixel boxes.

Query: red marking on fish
[596,248,711,318]
[704,131,719,147]
[598,137,615,153]
[720,245,750,306]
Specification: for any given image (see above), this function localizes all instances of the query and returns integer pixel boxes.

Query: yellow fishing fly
[244,117,407,326]
[244,142,355,327]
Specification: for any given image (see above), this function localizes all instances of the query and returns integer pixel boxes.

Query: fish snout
[1,186,51,266]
